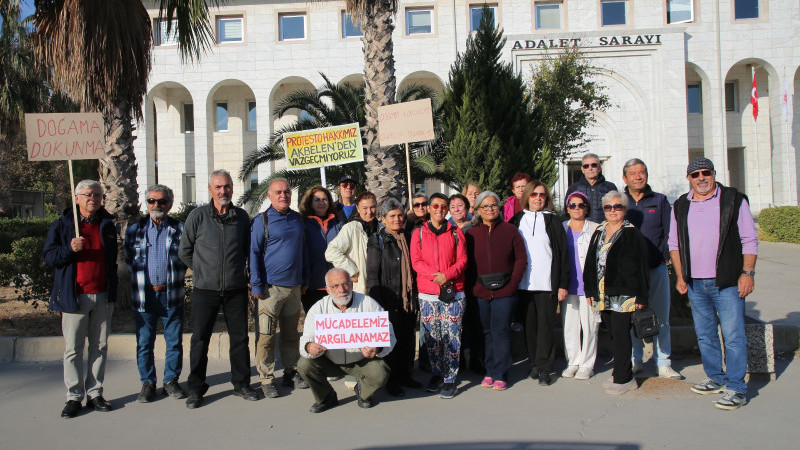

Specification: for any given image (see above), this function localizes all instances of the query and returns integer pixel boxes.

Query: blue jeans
[477,296,518,382]
[632,264,672,367]
[688,278,748,394]
[134,289,184,385]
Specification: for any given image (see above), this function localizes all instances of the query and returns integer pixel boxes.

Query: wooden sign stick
[68,160,80,238]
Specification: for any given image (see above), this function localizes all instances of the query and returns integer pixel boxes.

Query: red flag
[751,74,758,121]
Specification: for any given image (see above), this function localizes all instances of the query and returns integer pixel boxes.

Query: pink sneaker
[492,380,508,391]
[481,377,494,388]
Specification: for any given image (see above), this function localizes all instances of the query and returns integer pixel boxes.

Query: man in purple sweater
[669,157,758,411]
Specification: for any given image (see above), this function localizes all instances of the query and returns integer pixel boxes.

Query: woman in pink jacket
[411,193,467,399]
[503,172,531,222]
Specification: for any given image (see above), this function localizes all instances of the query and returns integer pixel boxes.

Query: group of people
[41,153,758,418]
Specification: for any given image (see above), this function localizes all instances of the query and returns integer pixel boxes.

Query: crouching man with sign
[298,268,395,413]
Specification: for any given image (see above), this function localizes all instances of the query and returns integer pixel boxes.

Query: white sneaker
[344,380,357,390]
[658,365,685,380]
[602,376,614,389]
[605,378,638,395]
[562,365,579,378]
[631,362,643,374]
[574,368,594,380]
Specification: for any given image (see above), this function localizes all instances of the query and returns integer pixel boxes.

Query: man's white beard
[332,292,352,306]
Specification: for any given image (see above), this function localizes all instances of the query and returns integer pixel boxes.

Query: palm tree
[238,73,449,214]
[0,1,48,217]
[30,0,224,308]
[346,0,405,201]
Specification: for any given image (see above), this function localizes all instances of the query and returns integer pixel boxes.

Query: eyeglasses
[689,169,714,179]
[78,193,103,200]
[603,204,626,212]
[582,163,599,169]
[530,192,547,199]
[480,203,499,211]
[271,190,291,195]
[147,198,169,206]
[313,197,329,202]
[567,203,587,210]
[413,202,428,208]
[430,203,446,210]
[327,282,352,291]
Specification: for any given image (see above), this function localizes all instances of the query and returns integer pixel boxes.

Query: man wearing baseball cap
[668,157,758,410]
[335,175,358,224]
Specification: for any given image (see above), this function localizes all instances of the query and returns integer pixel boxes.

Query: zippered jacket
[410,221,467,295]
[179,204,250,292]
[466,220,527,300]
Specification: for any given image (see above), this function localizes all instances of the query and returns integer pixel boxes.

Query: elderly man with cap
[298,268,395,413]
[124,184,188,403]
[335,175,358,224]
[669,157,758,410]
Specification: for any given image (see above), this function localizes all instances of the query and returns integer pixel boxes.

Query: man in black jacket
[179,170,259,408]
[622,159,683,380]
[566,153,617,223]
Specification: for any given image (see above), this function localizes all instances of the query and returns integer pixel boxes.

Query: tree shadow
[356,441,640,450]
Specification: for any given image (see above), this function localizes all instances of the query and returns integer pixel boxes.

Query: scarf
[308,213,336,233]
[386,229,414,313]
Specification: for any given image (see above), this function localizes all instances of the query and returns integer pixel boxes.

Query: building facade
[140,0,800,212]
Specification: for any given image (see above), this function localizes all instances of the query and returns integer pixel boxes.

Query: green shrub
[758,206,800,244]
[0,236,52,304]
[0,216,57,253]
[169,203,199,223]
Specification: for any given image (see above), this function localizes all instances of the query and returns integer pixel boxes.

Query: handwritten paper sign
[284,123,364,170]
[377,98,435,146]
[25,113,105,161]
[314,311,391,349]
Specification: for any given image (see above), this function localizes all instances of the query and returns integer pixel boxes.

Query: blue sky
[21,1,34,18]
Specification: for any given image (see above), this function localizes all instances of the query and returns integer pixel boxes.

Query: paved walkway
[0,355,798,449]
[744,241,800,326]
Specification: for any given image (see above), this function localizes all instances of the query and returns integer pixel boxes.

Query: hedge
[758,206,800,244]
[0,216,56,253]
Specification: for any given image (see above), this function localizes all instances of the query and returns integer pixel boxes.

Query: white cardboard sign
[314,311,391,349]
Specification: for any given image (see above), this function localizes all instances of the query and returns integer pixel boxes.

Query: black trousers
[462,292,485,368]
[188,289,251,393]
[607,310,633,384]
[301,289,328,313]
[386,309,417,384]
[517,290,557,373]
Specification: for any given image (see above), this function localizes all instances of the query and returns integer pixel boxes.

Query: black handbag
[439,281,457,303]
[632,307,660,339]
[477,272,512,290]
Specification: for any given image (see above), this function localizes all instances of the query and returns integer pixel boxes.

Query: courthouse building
[140,0,800,212]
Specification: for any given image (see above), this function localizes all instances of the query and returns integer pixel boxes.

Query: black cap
[686,157,715,175]
[338,175,356,184]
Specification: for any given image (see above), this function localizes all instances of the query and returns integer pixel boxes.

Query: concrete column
[193,96,211,204]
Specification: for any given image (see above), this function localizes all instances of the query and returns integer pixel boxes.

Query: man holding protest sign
[42,180,118,418]
[298,268,395,413]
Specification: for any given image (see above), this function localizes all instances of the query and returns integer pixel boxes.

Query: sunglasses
[430,203,447,210]
[413,202,428,208]
[147,198,169,206]
[530,192,547,199]
[689,169,714,179]
[567,203,587,210]
[582,163,599,169]
[340,182,356,188]
[603,204,625,212]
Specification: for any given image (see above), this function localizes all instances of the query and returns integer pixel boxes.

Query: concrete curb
[2,325,798,364]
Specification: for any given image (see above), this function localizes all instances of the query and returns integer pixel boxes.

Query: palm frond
[156,0,227,64]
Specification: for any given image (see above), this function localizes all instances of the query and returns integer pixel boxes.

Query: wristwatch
[742,270,756,278]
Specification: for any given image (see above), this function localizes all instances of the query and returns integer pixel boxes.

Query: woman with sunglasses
[509,181,569,386]
[468,191,527,391]
[410,193,467,399]
[405,192,430,235]
[299,186,343,312]
[584,191,650,396]
[561,191,600,380]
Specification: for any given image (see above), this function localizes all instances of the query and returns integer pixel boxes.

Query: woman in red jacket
[411,193,467,399]
[468,191,528,391]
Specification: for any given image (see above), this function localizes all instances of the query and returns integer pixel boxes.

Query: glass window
[687,84,702,114]
[217,16,243,43]
[183,174,196,204]
[667,0,693,24]
[601,0,627,26]
[279,13,306,40]
[215,102,228,132]
[183,103,194,133]
[155,19,178,46]
[725,81,738,112]
[535,3,562,30]
[469,5,496,32]
[406,9,433,35]
[734,0,759,20]
[247,101,257,131]
[250,173,259,191]
[342,12,363,38]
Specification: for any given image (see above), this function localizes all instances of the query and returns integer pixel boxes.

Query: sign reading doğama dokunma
[283,123,364,170]
[25,113,105,161]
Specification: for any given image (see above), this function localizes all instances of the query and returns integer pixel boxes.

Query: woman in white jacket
[561,191,600,380]
[325,192,378,295]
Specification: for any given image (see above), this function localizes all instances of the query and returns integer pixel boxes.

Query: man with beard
[179,170,259,408]
[297,268,395,413]
[124,185,188,403]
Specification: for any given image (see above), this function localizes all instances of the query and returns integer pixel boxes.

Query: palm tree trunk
[361,0,405,202]
[0,121,16,218]
[98,98,140,310]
